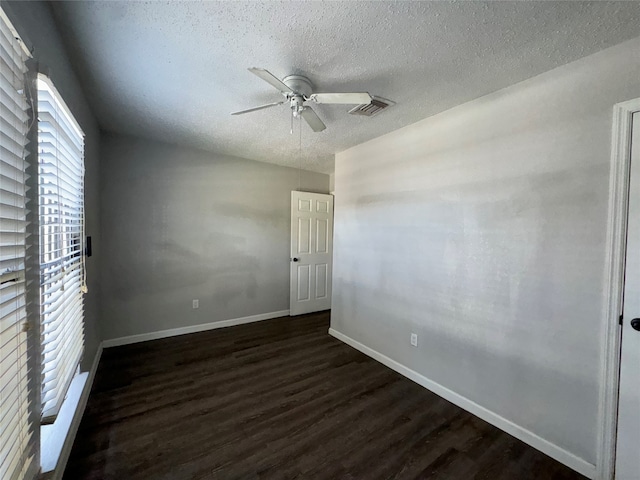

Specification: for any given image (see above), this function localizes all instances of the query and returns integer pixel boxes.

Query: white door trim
[598,97,640,480]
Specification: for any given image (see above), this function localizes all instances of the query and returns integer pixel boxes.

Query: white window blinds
[0,7,37,480]
[37,75,85,421]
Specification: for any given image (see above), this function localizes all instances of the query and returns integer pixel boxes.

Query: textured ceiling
[51,1,640,174]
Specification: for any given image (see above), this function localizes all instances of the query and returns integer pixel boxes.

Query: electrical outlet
[410,333,418,347]
[192,299,199,309]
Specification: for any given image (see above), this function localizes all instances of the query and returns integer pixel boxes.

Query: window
[36,75,85,421]
[0,8,37,480]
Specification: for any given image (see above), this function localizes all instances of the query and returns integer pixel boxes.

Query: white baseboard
[49,343,103,480]
[328,328,597,480]
[103,310,291,348]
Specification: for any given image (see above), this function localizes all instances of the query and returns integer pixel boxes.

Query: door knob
[631,318,640,331]
[292,257,299,262]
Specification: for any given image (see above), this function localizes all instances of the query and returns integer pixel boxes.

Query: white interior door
[290,191,333,316]
[616,112,640,479]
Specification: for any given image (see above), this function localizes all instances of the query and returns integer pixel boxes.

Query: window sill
[40,372,88,476]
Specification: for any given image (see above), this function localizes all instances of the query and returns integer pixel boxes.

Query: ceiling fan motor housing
[283,75,313,98]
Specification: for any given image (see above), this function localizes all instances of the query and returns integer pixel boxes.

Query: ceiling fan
[231,68,372,132]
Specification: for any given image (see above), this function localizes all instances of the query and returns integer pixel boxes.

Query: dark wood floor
[64,311,586,480]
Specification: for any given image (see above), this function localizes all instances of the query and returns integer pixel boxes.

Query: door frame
[598,97,640,480]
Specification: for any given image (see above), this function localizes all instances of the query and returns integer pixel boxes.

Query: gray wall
[5,1,102,371]
[100,134,329,340]
[331,36,640,468]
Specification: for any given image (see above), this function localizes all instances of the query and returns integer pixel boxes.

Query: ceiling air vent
[348,96,394,117]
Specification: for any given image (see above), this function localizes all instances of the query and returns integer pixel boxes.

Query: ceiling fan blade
[231,101,284,115]
[300,106,326,132]
[309,92,372,105]
[248,68,293,94]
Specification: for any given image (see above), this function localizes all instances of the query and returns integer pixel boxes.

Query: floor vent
[348,96,394,117]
